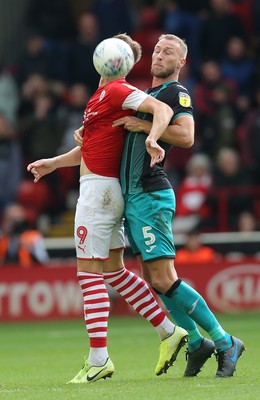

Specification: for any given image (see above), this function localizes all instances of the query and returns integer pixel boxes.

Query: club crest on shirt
[100,90,106,101]
[179,92,191,107]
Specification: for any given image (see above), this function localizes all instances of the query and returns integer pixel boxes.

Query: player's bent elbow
[183,124,195,148]
[183,134,194,148]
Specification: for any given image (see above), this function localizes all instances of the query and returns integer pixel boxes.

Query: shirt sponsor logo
[84,108,98,122]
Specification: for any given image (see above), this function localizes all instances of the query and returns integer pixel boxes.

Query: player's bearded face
[151,63,177,78]
[151,40,180,78]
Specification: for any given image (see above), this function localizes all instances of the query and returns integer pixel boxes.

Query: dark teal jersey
[120,80,193,195]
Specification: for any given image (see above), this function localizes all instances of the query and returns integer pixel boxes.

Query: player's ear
[178,58,186,70]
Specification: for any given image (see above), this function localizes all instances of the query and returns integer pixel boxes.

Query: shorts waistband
[80,174,120,183]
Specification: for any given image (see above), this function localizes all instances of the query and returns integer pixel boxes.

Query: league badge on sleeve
[179,92,191,107]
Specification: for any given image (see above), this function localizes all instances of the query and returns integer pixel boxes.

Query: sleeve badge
[179,92,191,107]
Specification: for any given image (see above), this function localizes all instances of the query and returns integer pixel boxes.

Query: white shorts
[74,174,125,260]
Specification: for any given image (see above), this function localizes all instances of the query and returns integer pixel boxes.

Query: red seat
[17,179,53,214]
[132,30,164,54]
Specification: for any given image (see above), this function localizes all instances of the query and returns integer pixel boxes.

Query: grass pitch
[1,313,260,400]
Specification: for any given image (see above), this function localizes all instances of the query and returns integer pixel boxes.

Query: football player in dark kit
[113,34,245,378]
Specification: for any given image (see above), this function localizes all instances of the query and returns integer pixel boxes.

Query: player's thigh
[77,258,104,274]
[103,248,124,272]
[124,214,140,256]
[125,189,176,262]
[75,176,124,260]
[110,215,125,253]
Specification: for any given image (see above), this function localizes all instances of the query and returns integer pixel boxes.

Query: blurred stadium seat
[17,179,53,215]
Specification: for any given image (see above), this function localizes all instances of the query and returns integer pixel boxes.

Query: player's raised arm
[27,146,82,183]
[136,95,173,167]
[113,114,194,149]
[137,95,173,142]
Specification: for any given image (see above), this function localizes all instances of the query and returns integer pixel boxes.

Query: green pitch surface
[1,313,260,400]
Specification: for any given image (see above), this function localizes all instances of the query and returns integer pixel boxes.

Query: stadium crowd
[0,0,260,238]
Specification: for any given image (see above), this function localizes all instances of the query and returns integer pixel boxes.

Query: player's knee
[149,274,169,293]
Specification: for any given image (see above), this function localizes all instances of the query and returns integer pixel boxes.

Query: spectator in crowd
[237,88,260,184]
[161,0,201,76]
[164,0,209,14]
[174,153,212,233]
[230,0,254,38]
[193,60,239,156]
[18,80,66,217]
[18,73,65,121]
[25,0,75,82]
[65,12,101,94]
[0,203,49,267]
[176,228,219,264]
[225,210,259,258]
[206,147,255,230]
[19,89,65,163]
[220,36,255,98]
[0,114,22,210]
[91,0,136,40]
[14,31,53,86]
[0,56,20,125]
[18,73,52,120]
[58,83,90,154]
[56,83,90,200]
[199,0,247,62]
[25,0,75,42]
[237,210,259,233]
[128,6,164,90]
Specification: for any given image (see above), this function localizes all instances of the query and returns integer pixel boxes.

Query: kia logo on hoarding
[207,265,260,312]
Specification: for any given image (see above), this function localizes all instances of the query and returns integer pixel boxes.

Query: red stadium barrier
[1,258,260,321]
[0,265,81,322]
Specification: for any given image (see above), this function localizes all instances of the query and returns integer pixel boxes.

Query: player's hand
[113,116,145,132]
[74,126,84,147]
[145,138,165,168]
[27,159,56,183]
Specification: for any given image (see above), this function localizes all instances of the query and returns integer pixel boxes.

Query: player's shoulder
[109,78,139,94]
[168,82,192,109]
[168,81,190,95]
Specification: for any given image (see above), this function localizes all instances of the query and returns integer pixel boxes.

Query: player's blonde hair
[114,33,142,64]
[158,34,188,59]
